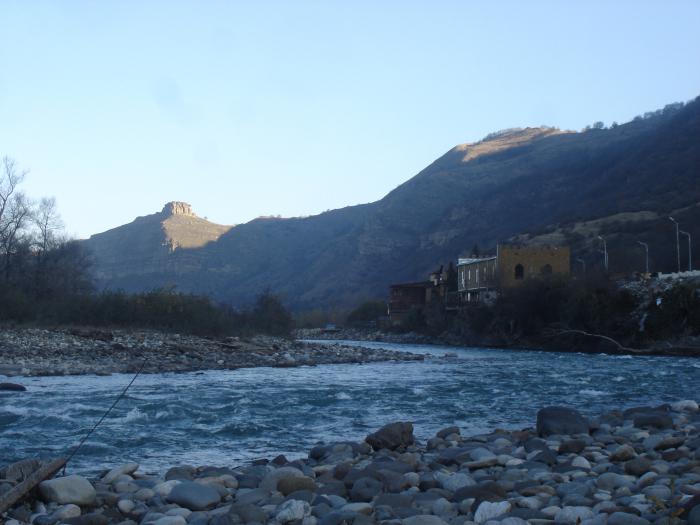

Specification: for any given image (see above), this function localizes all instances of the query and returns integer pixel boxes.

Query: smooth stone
[166,481,221,511]
[611,445,637,462]
[229,502,268,523]
[278,476,317,496]
[625,457,652,476]
[607,512,651,525]
[437,426,460,439]
[276,499,310,523]
[572,456,592,469]
[153,480,181,497]
[117,499,135,514]
[0,382,26,391]
[554,506,595,524]
[366,421,415,451]
[151,518,187,525]
[473,501,511,524]
[260,467,305,491]
[642,485,672,500]
[402,516,450,525]
[52,504,81,520]
[62,514,109,525]
[39,475,96,506]
[350,477,382,502]
[537,406,589,437]
[340,502,373,515]
[102,463,139,484]
[438,472,475,492]
[597,473,633,491]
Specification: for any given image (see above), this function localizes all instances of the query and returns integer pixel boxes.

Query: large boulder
[166,481,221,510]
[39,475,96,506]
[365,422,414,450]
[536,406,589,437]
[0,382,26,392]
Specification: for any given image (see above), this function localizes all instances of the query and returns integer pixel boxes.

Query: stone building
[457,244,570,302]
[388,265,456,323]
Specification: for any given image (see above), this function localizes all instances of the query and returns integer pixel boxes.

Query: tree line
[0,157,292,337]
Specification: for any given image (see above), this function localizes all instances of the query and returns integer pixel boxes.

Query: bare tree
[34,197,64,254]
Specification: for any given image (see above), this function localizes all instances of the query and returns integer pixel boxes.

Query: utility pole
[576,258,586,274]
[680,230,692,271]
[598,235,608,272]
[669,217,680,273]
[636,241,649,274]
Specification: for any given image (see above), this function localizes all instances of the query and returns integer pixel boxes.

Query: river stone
[572,456,592,469]
[624,456,652,476]
[260,466,305,491]
[166,481,221,510]
[276,499,310,523]
[62,514,109,525]
[554,506,595,524]
[230,502,267,523]
[154,480,181,497]
[402,516,450,525]
[537,407,589,437]
[365,421,414,450]
[597,472,633,491]
[607,512,651,525]
[633,412,673,430]
[611,445,637,462]
[437,426,460,439]
[39,475,96,505]
[350,476,382,502]
[278,476,317,496]
[102,463,139,484]
[52,504,81,520]
[671,400,699,412]
[0,382,26,391]
[438,472,475,492]
[473,501,511,524]
[688,505,700,525]
[151,517,187,525]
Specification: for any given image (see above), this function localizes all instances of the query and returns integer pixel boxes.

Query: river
[1,341,697,475]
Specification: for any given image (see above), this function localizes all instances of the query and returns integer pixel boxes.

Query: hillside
[82,97,700,309]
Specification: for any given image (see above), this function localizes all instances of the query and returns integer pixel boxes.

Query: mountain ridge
[82,96,700,309]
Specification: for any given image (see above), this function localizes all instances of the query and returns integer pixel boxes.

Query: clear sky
[2,1,699,238]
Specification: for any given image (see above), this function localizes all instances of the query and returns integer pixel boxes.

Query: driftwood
[0,457,66,515]
[545,329,652,354]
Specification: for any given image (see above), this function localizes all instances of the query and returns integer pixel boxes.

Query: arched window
[514,264,524,280]
[541,264,553,275]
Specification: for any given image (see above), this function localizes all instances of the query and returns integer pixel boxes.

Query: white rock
[541,505,562,518]
[275,499,310,523]
[555,506,595,524]
[52,504,81,520]
[516,496,542,510]
[102,462,139,484]
[438,472,475,492]
[474,501,511,524]
[572,456,592,469]
[431,497,453,515]
[671,399,699,412]
[117,499,135,514]
[166,507,192,518]
[39,475,96,506]
[154,480,181,497]
[402,472,420,487]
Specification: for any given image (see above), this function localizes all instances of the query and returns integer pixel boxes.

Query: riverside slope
[3,401,700,525]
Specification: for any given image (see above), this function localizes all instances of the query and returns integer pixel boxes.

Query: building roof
[457,256,497,266]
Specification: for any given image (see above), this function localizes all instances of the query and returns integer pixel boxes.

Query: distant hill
[82,96,700,310]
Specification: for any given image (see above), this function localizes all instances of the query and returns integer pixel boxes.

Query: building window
[514,264,524,280]
[541,264,553,275]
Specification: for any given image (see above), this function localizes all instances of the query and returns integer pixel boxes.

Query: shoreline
[2,400,699,525]
[0,327,424,379]
[297,328,700,358]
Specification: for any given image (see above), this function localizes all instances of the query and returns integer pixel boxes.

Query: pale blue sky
[1,1,699,238]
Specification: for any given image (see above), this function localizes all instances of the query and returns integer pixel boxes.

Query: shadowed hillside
[83,96,700,309]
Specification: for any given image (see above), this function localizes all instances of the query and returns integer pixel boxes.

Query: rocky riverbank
[3,401,700,525]
[296,328,700,358]
[0,328,424,377]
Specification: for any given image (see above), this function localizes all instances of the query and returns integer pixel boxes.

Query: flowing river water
[1,341,698,475]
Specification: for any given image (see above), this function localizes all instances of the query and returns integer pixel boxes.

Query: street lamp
[576,258,586,274]
[680,230,692,271]
[636,241,649,274]
[669,217,680,273]
[598,235,608,272]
